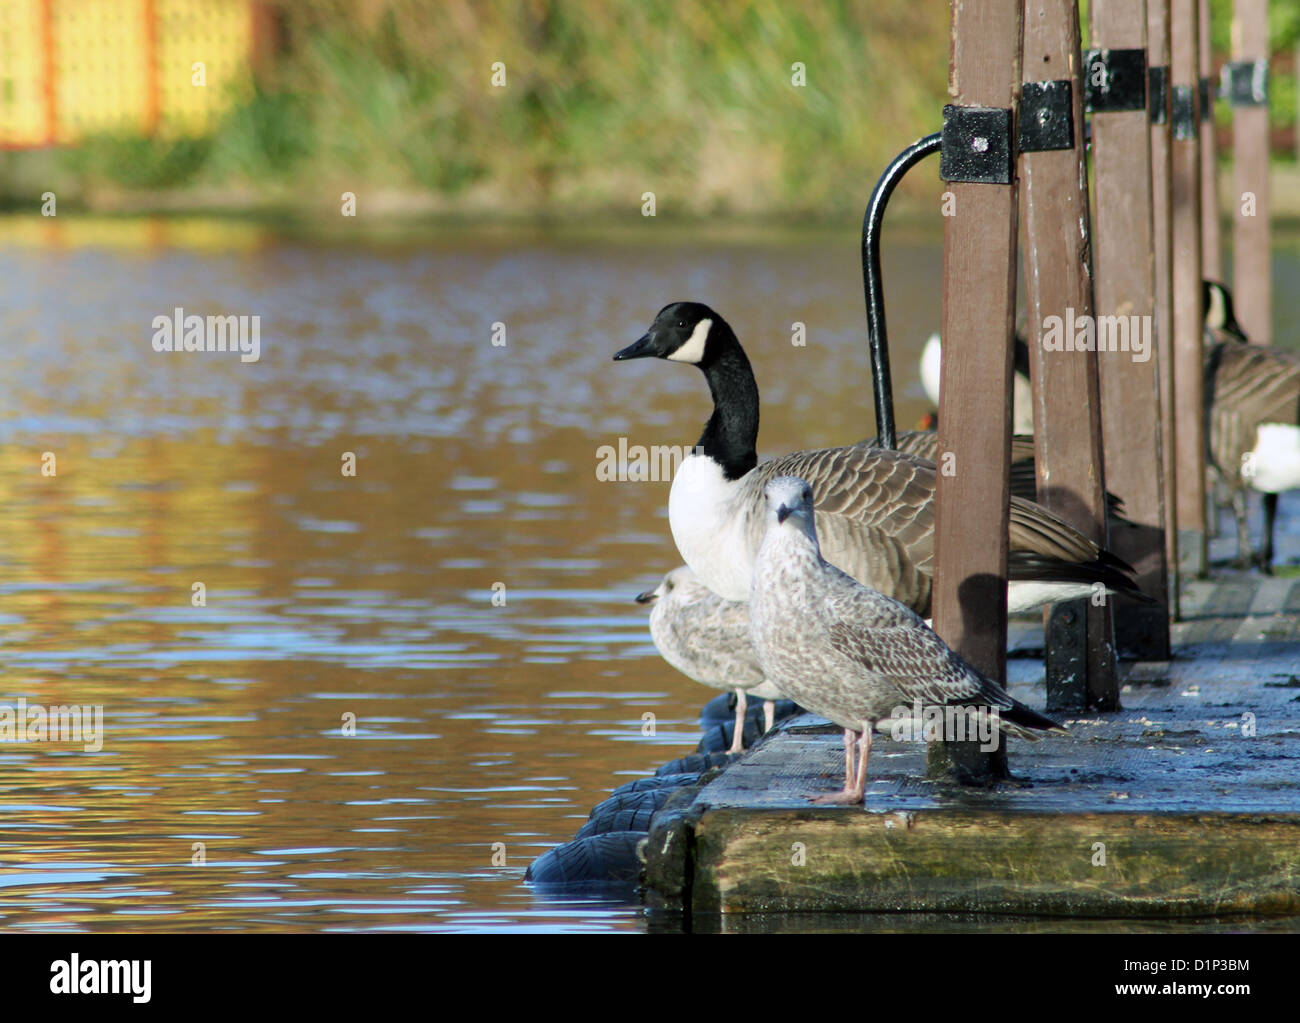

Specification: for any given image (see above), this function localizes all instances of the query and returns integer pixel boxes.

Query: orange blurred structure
[0,0,256,147]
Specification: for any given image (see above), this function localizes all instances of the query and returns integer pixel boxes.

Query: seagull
[748,475,1067,805]
[614,301,1147,615]
[636,566,784,753]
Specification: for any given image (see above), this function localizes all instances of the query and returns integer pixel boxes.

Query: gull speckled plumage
[749,476,1067,805]
[637,566,784,753]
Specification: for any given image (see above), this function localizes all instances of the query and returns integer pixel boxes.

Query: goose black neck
[695,328,759,481]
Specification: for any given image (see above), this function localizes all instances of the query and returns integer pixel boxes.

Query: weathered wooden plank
[1150,0,1181,607]
[691,809,1300,916]
[1090,1,1173,656]
[932,0,1023,779]
[1199,0,1223,280]
[1232,0,1271,345]
[1172,0,1207,572]
[1019,0,1118,709]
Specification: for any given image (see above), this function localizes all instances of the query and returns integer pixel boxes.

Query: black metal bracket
[1199,76,1212,121]
[1148,65,1168,124]
[1019,80,1074,152]
[1082,48,1146,112]
[861,131,942,450]
[940,105,1013,184]
[1222,60,1268,106]
[1171,85,1197,140]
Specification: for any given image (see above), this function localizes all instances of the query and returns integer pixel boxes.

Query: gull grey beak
[635,589,658,604]
[614,332,658,361]
[777,504,792,524]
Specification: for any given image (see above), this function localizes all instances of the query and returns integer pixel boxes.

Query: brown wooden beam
[1232,0,1271,345]
[932,0,1023,780]
[1150,0,1180,610]
[1019,0,1119,710]
[1090,0,1173,658]
[1199,0,1222,280]
[1172,0,1207,574]
[40,0,56,146]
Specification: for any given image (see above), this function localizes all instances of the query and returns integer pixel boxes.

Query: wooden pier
[584,0,1294,928]
[644,574,1300,919]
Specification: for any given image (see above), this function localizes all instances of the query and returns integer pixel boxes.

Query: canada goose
[749,477,1067,805]
[920,332,1035,436]
[1203,281,1300,572]
[614,302,1147,616]
[635,566,784,753]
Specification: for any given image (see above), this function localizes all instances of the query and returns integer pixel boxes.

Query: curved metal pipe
[861,130,943,449]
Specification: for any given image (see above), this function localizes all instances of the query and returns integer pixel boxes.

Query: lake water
[0,215,1296,932]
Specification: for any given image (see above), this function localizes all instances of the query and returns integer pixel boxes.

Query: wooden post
[1199,0,1222,280]
[932,0,1022,781]
[1172,0,1206,575]
[1089,0,1173,659]
[1149,0,1180,609]
[143,0,160,136]
[1231,0,1271,345]
[251,2,287,86]
[40,0,57,145]
[1019,0,1119,710]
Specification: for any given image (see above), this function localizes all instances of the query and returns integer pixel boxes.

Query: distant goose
[636,566,784,753]
[1203,279,1249,344]
[749,476,1067,805]
[1203,280,1300,571]
[920,332,1035,436]
[614,302,1146,616]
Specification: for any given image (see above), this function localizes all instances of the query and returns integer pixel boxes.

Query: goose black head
[614,302,729,366]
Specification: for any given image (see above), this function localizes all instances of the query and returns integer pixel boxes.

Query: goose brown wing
[744,445,936,605]
[746,443,1141,608]
[1207,339,1300,472]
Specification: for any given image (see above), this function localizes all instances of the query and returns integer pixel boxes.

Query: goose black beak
[614,332,658,361]
[635,589,658,604]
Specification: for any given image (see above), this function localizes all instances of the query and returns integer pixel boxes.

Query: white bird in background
[920,331,1035,436]
[748,475,1067,805]
[636,566,784,753]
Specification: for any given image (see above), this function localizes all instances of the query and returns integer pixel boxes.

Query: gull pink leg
[812,727,861,804]
[729,689,748,754]
[847,727,873,804]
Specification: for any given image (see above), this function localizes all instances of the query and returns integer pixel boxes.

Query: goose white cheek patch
[1206,284,1227,329]
[667,317,712,363]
